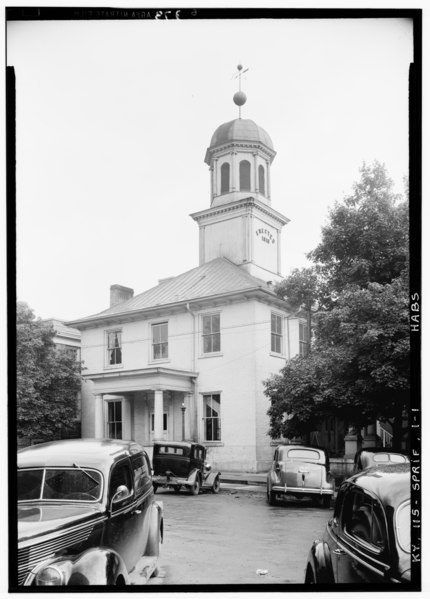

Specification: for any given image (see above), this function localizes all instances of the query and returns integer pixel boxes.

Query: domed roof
[209,118,274,151]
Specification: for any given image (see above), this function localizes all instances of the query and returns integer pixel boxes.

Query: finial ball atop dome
[233,90,247,106]
[237,64,243,71]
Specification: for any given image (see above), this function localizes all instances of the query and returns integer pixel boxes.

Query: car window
[389,454,408,463]
[396,500,411,553]
[109,460,133,508]
[18,468,102,501]
[157,446,185,455]
[131,453,150,498]
[373,454,390,462]
[18,469,44,500]
[343,488,387,550]
[285,448,321,461]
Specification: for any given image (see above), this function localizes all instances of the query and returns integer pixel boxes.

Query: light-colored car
[17,439,163,587]
[267,445,335,508]
[353,447,409,472]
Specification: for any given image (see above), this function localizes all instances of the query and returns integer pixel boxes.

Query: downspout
[186,302,198,441]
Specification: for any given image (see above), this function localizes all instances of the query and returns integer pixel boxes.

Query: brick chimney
[110,284,134,307]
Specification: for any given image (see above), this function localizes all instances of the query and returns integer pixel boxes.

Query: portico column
[94,394,104,438]
[153,389,164,441]
[362,423,379,448]
[122,396,132,440]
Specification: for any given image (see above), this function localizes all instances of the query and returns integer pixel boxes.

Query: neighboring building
[46,319,82,439]
[68,88,307,472]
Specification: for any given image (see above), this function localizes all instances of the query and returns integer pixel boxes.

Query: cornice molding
[190,196,290,226]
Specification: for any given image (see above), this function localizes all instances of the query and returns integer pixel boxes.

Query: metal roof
[68,258,276,326]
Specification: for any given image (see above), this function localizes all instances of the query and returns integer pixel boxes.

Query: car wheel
[268,490,278,506]
[305,566,316,584]
[153,483,158,494]
[173,485,181,493]
[211,475,220,494]
[322,495,332,509]
[190,477,200,495]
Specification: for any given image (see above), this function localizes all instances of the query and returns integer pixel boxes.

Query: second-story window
[299,322,309,356]
[152,322,168,360]
[271,313,282,354]
[107,330,122,365]
[202,313,220,353]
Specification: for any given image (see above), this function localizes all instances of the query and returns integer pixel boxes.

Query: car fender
[27,547,129,586]
[186,468,201,485]
[203,470,221,486]
[306,540,335,584]
[146,501,164,555]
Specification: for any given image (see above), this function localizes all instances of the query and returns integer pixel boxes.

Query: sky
[7,14,414,322]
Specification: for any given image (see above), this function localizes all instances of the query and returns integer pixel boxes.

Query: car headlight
[35,562,72,586]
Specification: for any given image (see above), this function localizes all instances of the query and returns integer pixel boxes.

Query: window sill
[203,441,224,447]
[270,352,286,359]
[104,364,124,370]
[199,352,223,359]
[150,358,171,365]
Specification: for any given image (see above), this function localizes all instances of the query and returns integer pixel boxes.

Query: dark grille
[18,523,94,585]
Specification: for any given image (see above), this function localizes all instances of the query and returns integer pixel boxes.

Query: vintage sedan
[17,439,163,587]
[152,441,221,495]
[267,445,334,508]
[353,447,409,472]
[305,463,411,584]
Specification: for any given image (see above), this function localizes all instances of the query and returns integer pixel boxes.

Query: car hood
[18,503,103,542]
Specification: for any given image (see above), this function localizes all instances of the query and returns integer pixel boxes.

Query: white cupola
[191,65,289,283]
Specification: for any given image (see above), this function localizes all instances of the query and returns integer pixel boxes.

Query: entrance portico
[87,367,198,448]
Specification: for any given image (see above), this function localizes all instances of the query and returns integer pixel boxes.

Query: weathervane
[233,64,248,118]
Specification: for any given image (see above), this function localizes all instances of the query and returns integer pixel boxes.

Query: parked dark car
[266,445,334,508]
[152,441,220,495]
[353,447,409,472]
[17,439,163,586]
[305,463,411,584]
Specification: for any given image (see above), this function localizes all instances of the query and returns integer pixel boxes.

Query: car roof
[355,447,409,458]
[17,438,145,471]
[153,441,203,449]
[347,463,410,508]
[276,444,328,455]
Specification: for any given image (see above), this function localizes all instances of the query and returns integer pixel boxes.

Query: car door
[103,457,143,573]
[333,487,390,583]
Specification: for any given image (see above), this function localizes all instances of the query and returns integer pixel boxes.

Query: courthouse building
[69,88,308,472]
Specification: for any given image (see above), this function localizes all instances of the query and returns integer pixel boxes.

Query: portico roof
[68,258,284,328]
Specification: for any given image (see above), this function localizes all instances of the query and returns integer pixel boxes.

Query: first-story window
[299,321,309,356]
[152,322,168,360]
[202,313,220,353]
[107,400,122,439]
[203,393,221,441]
[107,330,122,366]
[271,313,282,354]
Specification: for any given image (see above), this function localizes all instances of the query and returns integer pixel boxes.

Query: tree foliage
[16,302,83,440]
[265,162,409,446]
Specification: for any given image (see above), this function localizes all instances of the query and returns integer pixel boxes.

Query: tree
[16,301,83,441]
[265,162,409,447]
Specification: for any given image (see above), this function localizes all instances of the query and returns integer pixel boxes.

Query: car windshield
[283,448,322,461]
[18,468,103,502]
[396,500,411,553]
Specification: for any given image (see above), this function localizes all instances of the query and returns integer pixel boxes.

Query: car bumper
[153,475,190,487]
[271,485,334,495]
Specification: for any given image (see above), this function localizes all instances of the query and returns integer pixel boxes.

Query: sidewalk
[220,471,266,486]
